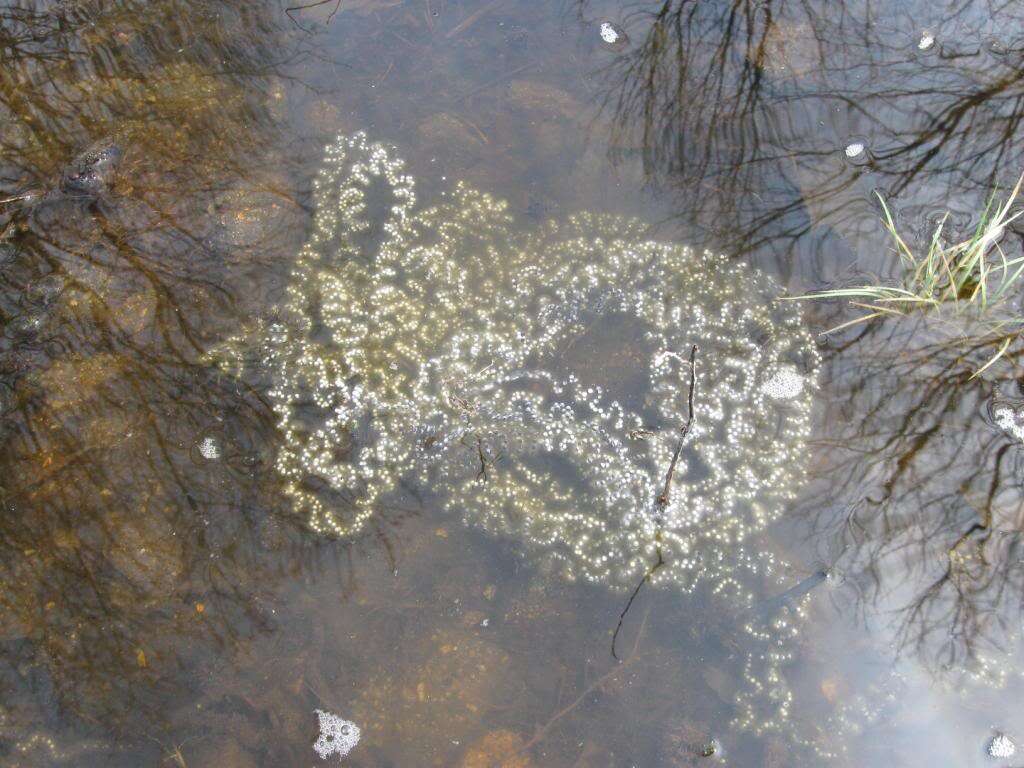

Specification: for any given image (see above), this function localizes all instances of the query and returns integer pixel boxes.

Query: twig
[375,59,395,85]
[149,736,202,768]
[610,551,662,660]
[453,61,535,102]
[656,344,697,509]
[476,435,489,482]
[521,609,649,754]
[612,345,697,660]
[0,191,40,205]
[285,0,342,29]
[445,0,501,38]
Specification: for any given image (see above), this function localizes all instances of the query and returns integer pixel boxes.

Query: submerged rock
[187,737,260,768]
[35,353,125,411]
[104,509,184,603]
[22,273,66,308]
[756,21,821,78]
[0,242,17,266]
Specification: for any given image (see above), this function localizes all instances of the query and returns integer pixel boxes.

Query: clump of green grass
[790,174,1024,375]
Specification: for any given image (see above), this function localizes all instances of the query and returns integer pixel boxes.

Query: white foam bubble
[993,405,1024,443]
[313,710,361,761]
[762,364,806,400]
[198,435,220,460]
[988,733,1016,758]
[844,142,865,158]
[599,21,621,44]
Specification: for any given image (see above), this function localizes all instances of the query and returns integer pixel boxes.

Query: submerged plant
[791,175,1024,374]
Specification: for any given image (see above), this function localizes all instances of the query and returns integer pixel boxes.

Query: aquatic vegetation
[791,177,1024,374]
[208,132,824,749]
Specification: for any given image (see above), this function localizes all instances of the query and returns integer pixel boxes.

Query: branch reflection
[587,0,1024,697]
[0,1,395,762]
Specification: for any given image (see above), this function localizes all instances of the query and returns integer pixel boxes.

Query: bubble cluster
[313,709,361,761]
[599,21,626,46]
[988,732,1016,759]
[761,363,807,400]
[208,132,822,745]
[198,435,221,460]
[990,400,1024,443]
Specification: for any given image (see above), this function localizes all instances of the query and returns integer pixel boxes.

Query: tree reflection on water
[4,0,1024,763]
[0,1,346,762]
[586,0,1024,741]
[808,317,1024,686]
[586,0,1024,267]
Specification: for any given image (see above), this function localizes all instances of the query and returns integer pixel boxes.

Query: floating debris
[844,141,865,159]
[988,732,1016,759]
[700,738,721,757]
[598,21,628,50]
[197,435,221,460]
[761,364,807,400]
[313,710,361,761]
[990,400,1024,443]
[918,31,936,50]
[60,139,123,197]
[6,312,46,341]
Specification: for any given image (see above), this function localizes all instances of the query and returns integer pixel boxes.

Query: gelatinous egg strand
[210,133,819,587]
[206,132,822,750]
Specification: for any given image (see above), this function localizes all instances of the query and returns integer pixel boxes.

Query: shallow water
[2,1,1024,766]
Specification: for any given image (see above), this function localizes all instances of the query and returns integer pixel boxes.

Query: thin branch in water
[476,435,489,482]
[285,0,342,29]
[611,549,663,660]
[445,0,501,39]
[657,344,697,509]
[523,608,649,754]
[0,191,41,205]
[612,344,697,660]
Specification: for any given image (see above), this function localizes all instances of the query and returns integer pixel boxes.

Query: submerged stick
[285,0,342,28]
[657,344,697,509]
[610,550,662,660]
[612,345,697,660]
[524,609,649,753]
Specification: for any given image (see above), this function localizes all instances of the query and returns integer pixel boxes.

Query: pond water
[2,1,1024,766]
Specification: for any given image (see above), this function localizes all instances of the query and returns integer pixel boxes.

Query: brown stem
[521,610,649,754]
[285,0,342,29]
[476,435,489,482]
[656,344,697,509]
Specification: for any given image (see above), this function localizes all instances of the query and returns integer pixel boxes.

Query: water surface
[2,1,1024,766]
